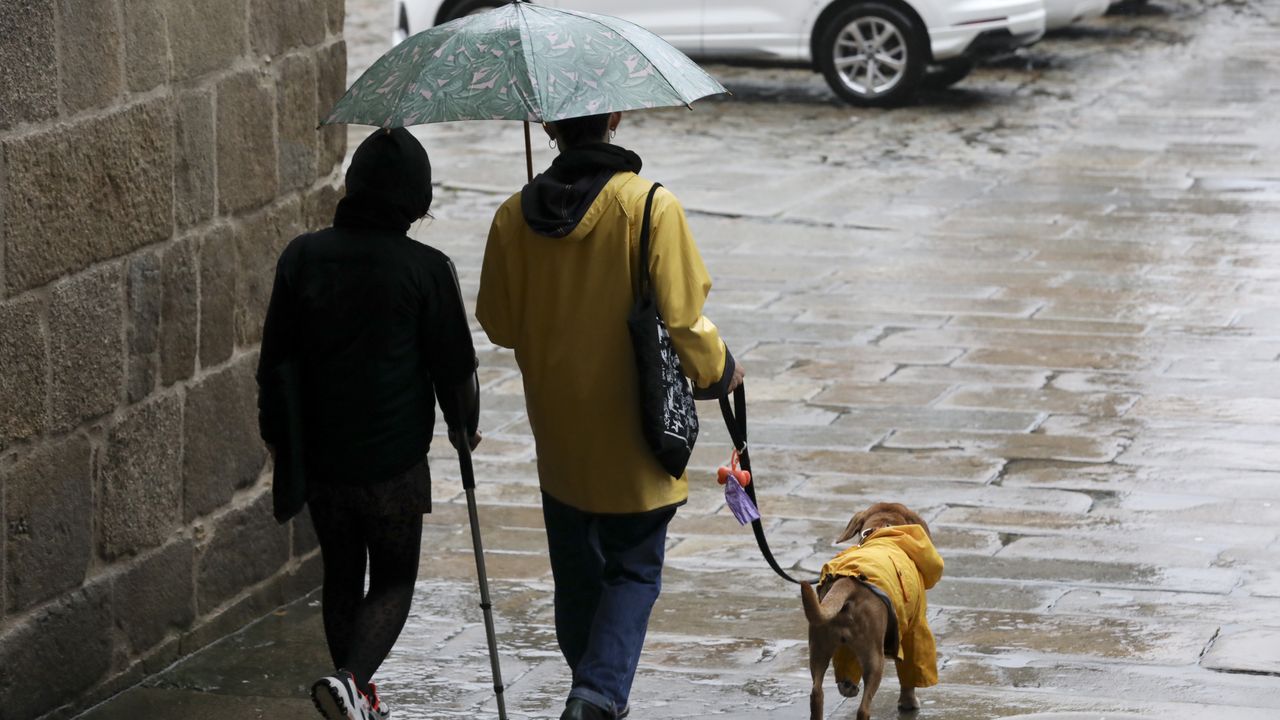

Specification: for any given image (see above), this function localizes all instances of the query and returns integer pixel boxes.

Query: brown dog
[801,503,943,720]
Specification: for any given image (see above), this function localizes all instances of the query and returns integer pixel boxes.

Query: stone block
[173,89,215,229]
[276,53,319,192]
[251,0,326,59]
[112,539,195,653]
[196,492,290,613]
[0,0,57,130]
[49,266,124,431]
[126,252,161,403]
[183,358,268,521]
[198,225,236,368]
[316,41,348,173]
[0,585,113,719]
[234,198,301,347]
[160,238,197,385]
[179,561,293,654]
[2,100,174,292]
[58,0,122,113]
[303,180,342,231]
[99,394,183,559]
[124,0,169,92]
[326,0,344,35]
[5,436,92,612]
[216,71,278,214]
[0,456,4,620]
[0,297,48,447]
[168,0,246,81]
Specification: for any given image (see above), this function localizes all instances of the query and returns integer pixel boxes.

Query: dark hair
[549,113,611,147]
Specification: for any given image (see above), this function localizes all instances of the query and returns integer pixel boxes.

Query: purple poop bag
[725,475,760,525]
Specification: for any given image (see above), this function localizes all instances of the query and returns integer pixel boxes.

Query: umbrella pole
[523,121,534,182]
[458,439,509,720]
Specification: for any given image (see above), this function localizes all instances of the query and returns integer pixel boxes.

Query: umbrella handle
[523,121,534,183]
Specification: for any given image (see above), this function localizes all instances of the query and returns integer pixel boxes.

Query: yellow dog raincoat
[818,524,944,688]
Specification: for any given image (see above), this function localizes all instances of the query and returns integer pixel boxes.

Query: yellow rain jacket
[476,171,729,514]
[819,525,944,688]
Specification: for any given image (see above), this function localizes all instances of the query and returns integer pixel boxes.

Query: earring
[548,137,557,149]
[609,129,616,140]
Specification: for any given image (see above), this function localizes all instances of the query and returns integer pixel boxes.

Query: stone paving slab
[1201,628,1280,676]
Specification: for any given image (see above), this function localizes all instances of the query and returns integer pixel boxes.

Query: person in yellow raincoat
[476,112,743,720]
[819,524,945,692]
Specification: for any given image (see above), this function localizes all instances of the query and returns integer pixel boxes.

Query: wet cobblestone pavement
[81,1,1280,718]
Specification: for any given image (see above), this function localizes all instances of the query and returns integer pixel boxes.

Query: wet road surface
[80,0,1280,718]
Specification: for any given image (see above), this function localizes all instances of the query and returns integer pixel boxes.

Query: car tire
[816,2,928,107]
[441,0,506,23]
[921,57,974,90]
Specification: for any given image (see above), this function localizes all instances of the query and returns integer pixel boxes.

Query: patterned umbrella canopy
[322,1,727,127]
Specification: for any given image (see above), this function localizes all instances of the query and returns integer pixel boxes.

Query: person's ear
[542,122,556,142]
[608,111,622,133]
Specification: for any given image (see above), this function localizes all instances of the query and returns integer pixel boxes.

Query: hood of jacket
[820,524,944,591]
[861,524,945,589]
[334,128,432,235]
[521,142,642,239]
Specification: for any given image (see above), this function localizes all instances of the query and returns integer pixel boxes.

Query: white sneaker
[311,671,373,720]
[368,682,391,720]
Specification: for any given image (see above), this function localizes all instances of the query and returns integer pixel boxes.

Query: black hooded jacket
[257,129,477,485]
[521,142,643,237]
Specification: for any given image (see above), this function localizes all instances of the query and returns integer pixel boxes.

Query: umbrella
[322,0,727,179]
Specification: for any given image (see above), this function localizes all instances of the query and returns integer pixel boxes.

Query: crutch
[456,437,509,719]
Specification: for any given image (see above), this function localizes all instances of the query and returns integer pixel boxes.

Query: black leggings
[309,501,423,690]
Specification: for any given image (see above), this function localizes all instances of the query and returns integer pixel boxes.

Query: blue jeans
[542,492,676,717]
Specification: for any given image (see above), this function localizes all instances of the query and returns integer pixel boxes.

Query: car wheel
[442,0,506,23]
[817,2,928,107]
[921,57,974,90]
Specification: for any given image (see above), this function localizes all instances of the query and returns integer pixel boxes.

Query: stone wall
[0,2,347,718]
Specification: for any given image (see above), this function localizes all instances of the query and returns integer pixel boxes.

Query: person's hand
[727,360,745,393]
[449,429,482,452]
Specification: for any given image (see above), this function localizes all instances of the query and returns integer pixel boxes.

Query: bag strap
[720,384,817,586]
[637,182,663,300]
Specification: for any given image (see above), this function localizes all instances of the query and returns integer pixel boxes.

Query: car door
[546,0,703,55]
[701,0,811,61]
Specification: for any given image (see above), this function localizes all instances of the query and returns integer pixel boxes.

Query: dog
[801,503,944,720]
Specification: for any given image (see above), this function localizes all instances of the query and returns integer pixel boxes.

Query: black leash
[718,383,817,586]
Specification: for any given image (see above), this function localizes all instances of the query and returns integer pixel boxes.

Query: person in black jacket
[257,128,480,720]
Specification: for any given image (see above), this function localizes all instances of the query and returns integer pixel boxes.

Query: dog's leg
[898,683,919,713]
[832,645,861,698]
[855,647,883,720]
[808,629,832,720]
[851,590,889,720]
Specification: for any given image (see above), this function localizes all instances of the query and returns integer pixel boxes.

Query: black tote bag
[627,183,699,478]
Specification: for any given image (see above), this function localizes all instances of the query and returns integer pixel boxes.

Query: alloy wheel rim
[833,17,908,97]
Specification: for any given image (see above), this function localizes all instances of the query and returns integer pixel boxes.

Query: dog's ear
[835,510,867,544]
[897,505,931,539]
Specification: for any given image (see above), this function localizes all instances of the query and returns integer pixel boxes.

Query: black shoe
[560,698,611,720]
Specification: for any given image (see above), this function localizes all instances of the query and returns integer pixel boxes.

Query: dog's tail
[801,578,857,626]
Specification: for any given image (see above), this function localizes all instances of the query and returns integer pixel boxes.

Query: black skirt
[307,457,432,517]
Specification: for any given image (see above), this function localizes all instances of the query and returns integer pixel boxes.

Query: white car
[393,0,1047,106]
[1044,0,1109,30]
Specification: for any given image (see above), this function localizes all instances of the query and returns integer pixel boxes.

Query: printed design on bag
[656,322,698,447]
